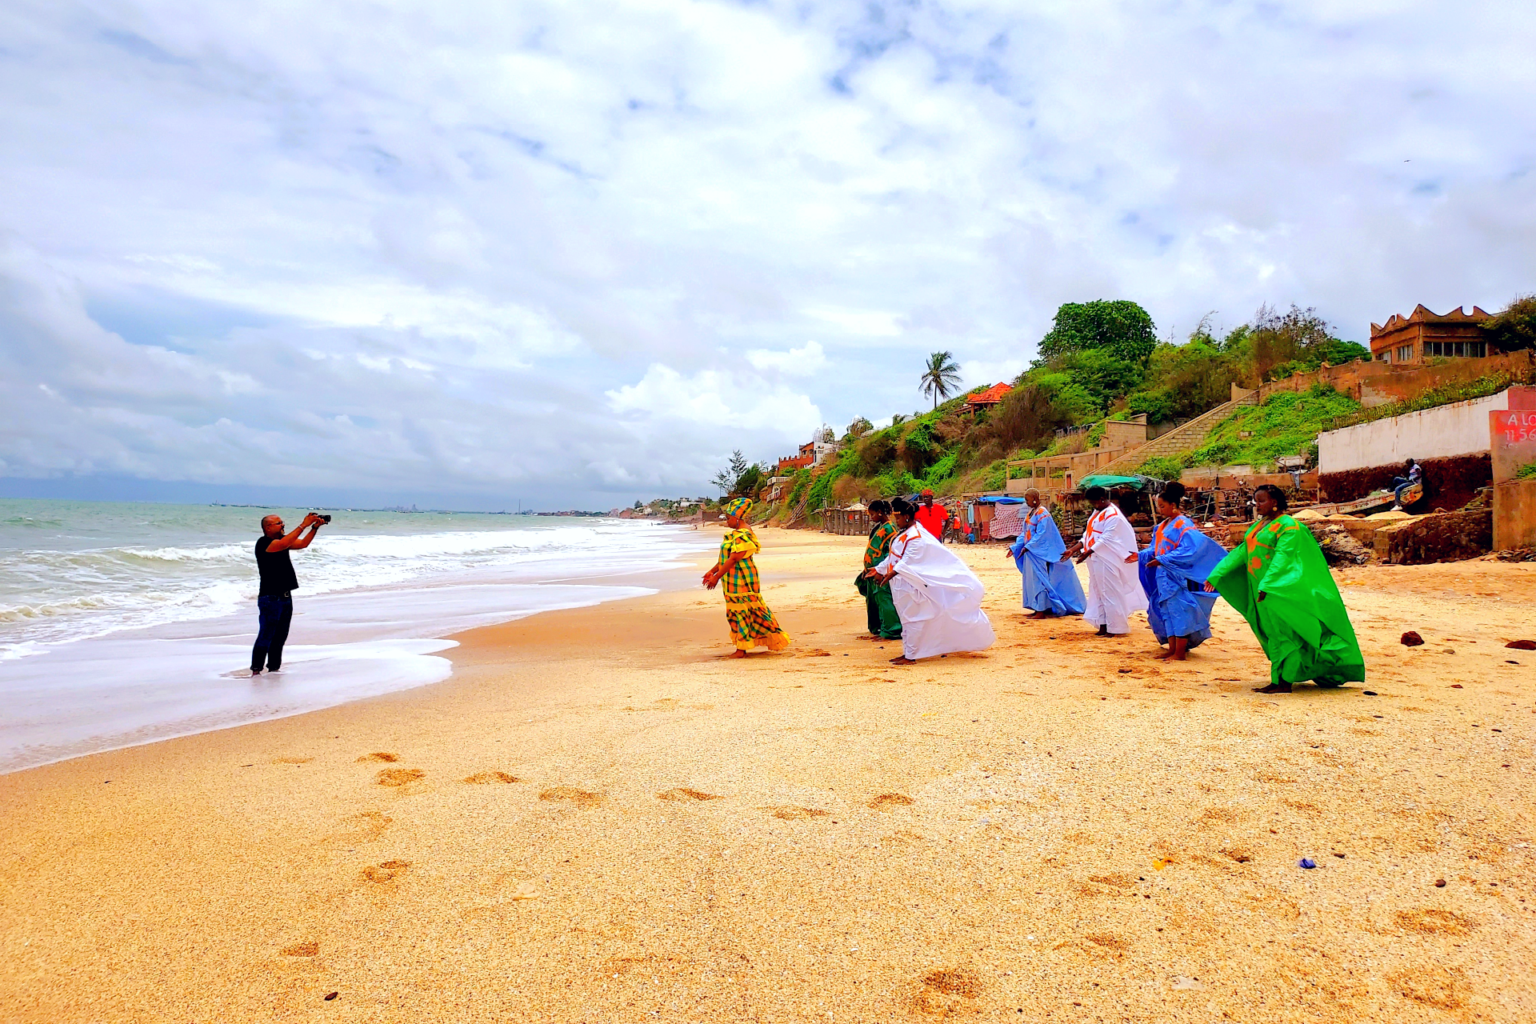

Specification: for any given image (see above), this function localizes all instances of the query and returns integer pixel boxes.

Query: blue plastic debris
[1299,858,1317,869]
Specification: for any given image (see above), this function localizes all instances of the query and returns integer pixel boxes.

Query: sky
[1,0,1533,510]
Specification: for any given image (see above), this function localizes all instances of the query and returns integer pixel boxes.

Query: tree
[920,351,962,410]
[845,416,873,439]
[1485,294,1536,352]
[1037,300,1157,367]
[814,423,836,444]
[712,450,750,495]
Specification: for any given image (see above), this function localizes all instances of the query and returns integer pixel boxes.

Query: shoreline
[0,521,712,776]
[2,528,1533,1022]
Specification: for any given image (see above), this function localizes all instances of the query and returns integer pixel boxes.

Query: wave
[0,520,704,647]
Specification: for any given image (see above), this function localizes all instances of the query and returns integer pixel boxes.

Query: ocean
[0,499,710,773]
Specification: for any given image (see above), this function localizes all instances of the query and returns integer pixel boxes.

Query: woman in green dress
[702,497,791,657]
[1207,484,1365,693]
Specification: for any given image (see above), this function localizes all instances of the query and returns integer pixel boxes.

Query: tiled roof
[965,382,1013,406]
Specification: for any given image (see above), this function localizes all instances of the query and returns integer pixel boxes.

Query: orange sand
[1,527,1533,1022]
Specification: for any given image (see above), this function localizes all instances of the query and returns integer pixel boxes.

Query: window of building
[1423,340,1487,358]
[1395,344,1415,362]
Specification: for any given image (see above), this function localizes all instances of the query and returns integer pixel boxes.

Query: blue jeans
[252,594,293,672]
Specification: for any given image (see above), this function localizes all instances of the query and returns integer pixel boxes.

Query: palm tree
[919,351,962,410]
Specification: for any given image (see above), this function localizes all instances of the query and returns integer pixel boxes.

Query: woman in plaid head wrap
[703,497,791,657]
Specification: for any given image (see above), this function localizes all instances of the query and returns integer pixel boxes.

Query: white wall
[1318,390,1510,475]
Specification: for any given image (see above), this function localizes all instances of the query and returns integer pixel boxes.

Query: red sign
[1495,410,1536,443]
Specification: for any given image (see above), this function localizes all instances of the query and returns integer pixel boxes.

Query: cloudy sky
[2,0,1532,509]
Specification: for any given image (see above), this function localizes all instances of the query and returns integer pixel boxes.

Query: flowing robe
[876,525,995,660]
[1008,505,1086,615]
[1208,515,1365,686]
[1079,503,1147,634]
[715,527,791,652]
[1137,514,1226,648]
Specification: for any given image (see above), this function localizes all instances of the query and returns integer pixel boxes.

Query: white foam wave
[0,520,706,648]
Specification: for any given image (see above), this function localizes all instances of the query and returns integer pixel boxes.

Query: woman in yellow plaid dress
[702,497,791,657]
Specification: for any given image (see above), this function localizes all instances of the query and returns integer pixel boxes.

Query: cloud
[607,364,822,434]
[745,340,829,376]
[1,0,1533,506]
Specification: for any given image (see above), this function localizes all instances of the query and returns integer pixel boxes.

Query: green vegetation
[1328,371,1532,432]
[1132,387,1361,476]
[753,294,1450,516]
[1039,300,1157,366]
[1517,461,1536,481]
[712,450,770,497]
[1187,387,1360,466]
[1485,295,1536,352]
[919,351,963,410]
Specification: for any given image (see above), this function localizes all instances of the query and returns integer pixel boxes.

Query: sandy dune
[2,528,1533,1022]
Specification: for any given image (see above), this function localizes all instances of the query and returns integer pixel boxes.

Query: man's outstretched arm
[265,514,322,552]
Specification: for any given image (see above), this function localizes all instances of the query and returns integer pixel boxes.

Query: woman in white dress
[868,497,996,664]
[1063,486,1147,636]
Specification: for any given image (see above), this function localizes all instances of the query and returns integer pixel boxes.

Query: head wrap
[723,497,752,518]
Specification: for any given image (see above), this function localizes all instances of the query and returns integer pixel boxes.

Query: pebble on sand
[1401,631,1425,647]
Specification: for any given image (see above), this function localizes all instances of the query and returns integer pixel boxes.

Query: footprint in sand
[1395,909,1473,935]
[272,756,314,765]
[764,805,831,821]
[323,810,392,845]
[1389,965,1469,1011]
[376,768,425,787]
[281,941,319,957]
[357,752,399,763]
[913,968,981,1015]
[868,793,914,810]
[539,786,605,809]
[361,859,410,883]
[657,787,722,802]
[463,771,519,784]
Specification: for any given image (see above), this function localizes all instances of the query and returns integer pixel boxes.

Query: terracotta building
[962,382,1013,415]
[1369,305,1492,365]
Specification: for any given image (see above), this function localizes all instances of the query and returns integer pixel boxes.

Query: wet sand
[2,528,1533,1022]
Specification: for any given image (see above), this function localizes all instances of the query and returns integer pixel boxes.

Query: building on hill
[1370,305,1493,365]
[962,382,1012,416]
[776,438,842,475]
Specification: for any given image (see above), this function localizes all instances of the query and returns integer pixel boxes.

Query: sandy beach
[2,527,1533,1023]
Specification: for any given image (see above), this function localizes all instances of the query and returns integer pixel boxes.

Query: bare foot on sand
[890,656,917,665]
[1028,610,1055,619]
[1254,682,1292,693]
[727,650,748,659]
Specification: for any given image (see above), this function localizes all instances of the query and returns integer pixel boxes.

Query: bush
[1186,387,1360,468]
[1038,299,1157,366]
[1136,455,1188,481]
[1485,295,1536,352]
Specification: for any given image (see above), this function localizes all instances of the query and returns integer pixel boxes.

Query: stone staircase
[1092,389,1260,478]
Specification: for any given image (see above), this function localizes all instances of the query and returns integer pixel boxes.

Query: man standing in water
[251,513,326,675]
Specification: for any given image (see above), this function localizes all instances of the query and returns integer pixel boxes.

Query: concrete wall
[1317,390,1514,475]
[1251,350,1532,408]
[1494,480,1536,551]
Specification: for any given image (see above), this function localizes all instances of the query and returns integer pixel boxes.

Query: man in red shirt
[914,489,947,542]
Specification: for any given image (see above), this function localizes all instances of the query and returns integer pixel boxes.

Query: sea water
[0,499,711,773]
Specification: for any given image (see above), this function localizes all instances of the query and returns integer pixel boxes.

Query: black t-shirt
[255,536,300,596]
